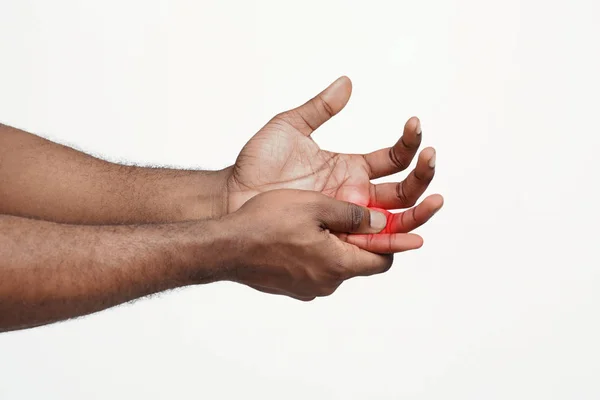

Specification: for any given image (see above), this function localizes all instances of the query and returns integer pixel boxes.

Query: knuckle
[317,95,335,118]
[366,234,376,249]
[396,182,415,206]
[401,135,419,150]
[414,169,434,184]
[327,263,346,282]
[389,148,408,170]
[334,256,352,279]
[331,257,351,281]
[409,207,418,222]
[337,267,352,281]
[348,204,364,232]
[310,204,330,226]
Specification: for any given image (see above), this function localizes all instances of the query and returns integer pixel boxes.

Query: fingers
[317,197,388,234]
[369,147,437,209]
[339,243,395,277]
[342,232,424,255]
[363,116,422,179]
[379,194,444,233]
[277,76,352,136]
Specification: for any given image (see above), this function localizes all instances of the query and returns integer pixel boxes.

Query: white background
[1,0,599,399]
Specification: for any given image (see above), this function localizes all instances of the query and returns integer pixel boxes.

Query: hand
[226,76,443,224]
[221,189,425,301]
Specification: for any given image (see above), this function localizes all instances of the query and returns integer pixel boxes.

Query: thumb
[318,197,388,234]
[283,76,352,137]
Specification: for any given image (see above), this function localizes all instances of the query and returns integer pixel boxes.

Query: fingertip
[321,76,353,114]
[419,146,436,162]
[427,193,444,210]
[414,148,436,178]
[328,76,352,94]
[410,233,424,249]
[429,150,436,169]
[337,75,352,89]
[405,116,421,135]
[436,194,444,208]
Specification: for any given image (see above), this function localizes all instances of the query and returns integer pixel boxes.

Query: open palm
[227,77,442,226]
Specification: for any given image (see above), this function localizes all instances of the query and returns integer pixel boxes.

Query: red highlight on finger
[369,195,443,234]
[370,207,397,234]
[341,207,426,253]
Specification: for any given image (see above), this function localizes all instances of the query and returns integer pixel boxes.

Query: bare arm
[0,214,230,332]
[0,189,424,333]
[0,123,230,224]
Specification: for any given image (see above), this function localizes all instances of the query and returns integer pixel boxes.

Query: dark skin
[0,191,424,331]
[0,77,443,332]
[228,77,440,213]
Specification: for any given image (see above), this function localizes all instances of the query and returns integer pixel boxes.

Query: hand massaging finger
[369,207,401,234]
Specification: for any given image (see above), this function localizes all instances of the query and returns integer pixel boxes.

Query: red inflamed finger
[368,195,443,234]
[368,207,396,234]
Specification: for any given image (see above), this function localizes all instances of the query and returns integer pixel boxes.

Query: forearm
[0,123,231,224]
[0,214,232,332]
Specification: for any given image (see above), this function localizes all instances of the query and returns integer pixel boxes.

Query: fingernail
[428,152,436,168]
[370,210,387,231]
[416,120,422,135]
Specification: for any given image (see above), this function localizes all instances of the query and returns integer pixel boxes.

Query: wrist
[175,166,233,221]
[181,216,240,284]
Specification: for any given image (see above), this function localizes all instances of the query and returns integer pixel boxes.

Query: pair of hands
[217,77,442,300]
